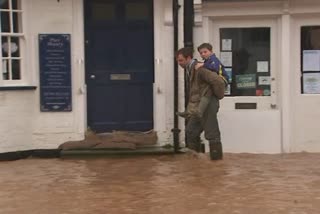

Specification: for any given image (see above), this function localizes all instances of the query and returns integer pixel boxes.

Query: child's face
[199,48,212,60]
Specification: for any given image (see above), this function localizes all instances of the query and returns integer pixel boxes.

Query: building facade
[1,0,320,154]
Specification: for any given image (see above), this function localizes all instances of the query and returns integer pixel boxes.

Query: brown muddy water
[1,153,320,214]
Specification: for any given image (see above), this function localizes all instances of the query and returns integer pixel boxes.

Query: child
[196,43,229,118]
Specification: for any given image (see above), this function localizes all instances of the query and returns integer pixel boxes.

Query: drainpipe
[183,0,195,149]
[172,0,181,153]
[184,0,194,49]
[184,0,194,108]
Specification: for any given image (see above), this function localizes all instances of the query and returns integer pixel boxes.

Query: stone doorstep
[60,146,177,157]
[0,147,182,161]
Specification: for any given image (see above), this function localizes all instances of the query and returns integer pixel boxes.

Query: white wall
[192,0,283,153]
[28,0,86,150]
[0,91,35,152]
[0,0,86,153]
[289,0,320,152]
[194,0,320,153]
[153,0,176,145]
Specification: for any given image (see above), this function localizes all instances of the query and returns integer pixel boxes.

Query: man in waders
[175,47,225,160]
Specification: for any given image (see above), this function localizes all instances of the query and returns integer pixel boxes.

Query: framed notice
[220,52,232,67]
[222,39,232,51]
[257,61,269,73]
[303,50,320,72]
[303,73,320,94]
[236,74,256,89]
[39,34,72,112]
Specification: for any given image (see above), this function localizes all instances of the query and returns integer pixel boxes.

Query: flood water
[1,152,320,214]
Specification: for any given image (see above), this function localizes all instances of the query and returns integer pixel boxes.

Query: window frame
[0,0,26,86]
[219,27,271,97]
[300,25,320,94]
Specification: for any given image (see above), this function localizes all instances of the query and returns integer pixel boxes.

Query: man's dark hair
[197,43,213,52]
[176,47,193,58]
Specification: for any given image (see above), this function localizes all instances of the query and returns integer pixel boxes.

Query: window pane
[0,0,9,10]
[13,12,21,33]
[301,26,320,94]
[12,0,18,10]
[125,3,149,20]
[92,3,115,21]
[1,36,8,57]
[10,36,19,57]
[220,28,271,96]
[301,26,320,50]
[1,11,10,32]
[2,59,9,80]
[11,59,20,79]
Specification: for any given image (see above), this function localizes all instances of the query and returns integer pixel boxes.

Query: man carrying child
[175,45,226,160]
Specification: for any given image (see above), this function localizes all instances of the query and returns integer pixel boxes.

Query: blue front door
[85,0,154,132]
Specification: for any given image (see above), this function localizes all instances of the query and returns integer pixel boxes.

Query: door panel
[85,0,154,132]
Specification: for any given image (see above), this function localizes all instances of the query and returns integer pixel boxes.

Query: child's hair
[197,43,213,52]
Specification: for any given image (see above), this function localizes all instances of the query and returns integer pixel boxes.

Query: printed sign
[236,74,256,89]
[225,68,232,83]
[303,73,320,94]
[39,34,72,112]
[257,61,269,73]
[258,76,271,85]
[220,52,232,67]
[224,84,231,95]
[222,39,232,51]
[303,50,320,72]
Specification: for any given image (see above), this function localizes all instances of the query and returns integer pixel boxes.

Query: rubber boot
[187,139,201,152]
[209,141,223,160]
[200,143,205,153]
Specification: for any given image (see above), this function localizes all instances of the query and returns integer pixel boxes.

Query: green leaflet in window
[236,74,256,89]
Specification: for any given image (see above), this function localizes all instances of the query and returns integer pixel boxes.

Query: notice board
[39,34,72,112]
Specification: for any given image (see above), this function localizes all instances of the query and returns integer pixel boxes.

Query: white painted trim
[202,1,284,17]
[72,0,86,135]
[280,13,291,153]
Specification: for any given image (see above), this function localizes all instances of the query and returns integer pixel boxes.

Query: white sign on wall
[303,73,320,94]
[258,76,271,85]
[220,52,232,67]
[303,50,320,72]
[257,61,269,73]
[222,39,232,51]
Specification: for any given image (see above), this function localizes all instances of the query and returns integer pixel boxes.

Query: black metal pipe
[171,0,181,153]
[183,0,194,111]
[184,0,194,48]
[183,0,195,149]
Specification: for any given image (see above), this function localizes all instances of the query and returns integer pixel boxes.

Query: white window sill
[0,86,37,91]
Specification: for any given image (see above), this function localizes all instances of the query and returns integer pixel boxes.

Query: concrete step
[60,146,184,158]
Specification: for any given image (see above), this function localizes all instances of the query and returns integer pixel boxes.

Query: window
[220,28,271,96]
[0,0,23,83]
[301,26,320,94]
[125,2,150,20]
